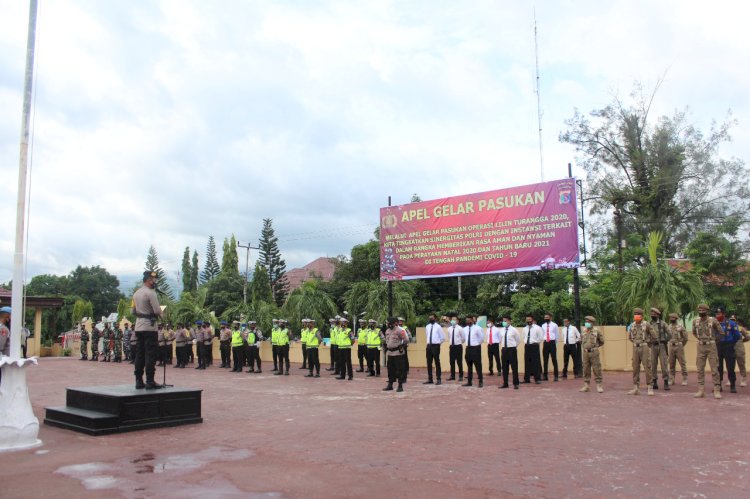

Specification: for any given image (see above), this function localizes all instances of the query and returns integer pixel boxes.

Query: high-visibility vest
[277,328,290,346]
[231,330,243,347]
[367,328,381,347]
[357,327,368,344]
[307,328,320,348]
[338,328,352,348]
[247,331,256,344]
[301,328,309,344]
[330,326,339,346]
[271,327,279,345]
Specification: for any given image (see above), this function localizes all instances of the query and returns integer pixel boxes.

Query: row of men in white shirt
[429,315,583,346]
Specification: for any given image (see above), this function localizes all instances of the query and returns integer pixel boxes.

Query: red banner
[380,179,580,280]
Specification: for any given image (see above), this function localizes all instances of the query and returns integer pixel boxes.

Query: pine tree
[144,245,174,299]
[190,250,199,292]
[249,262,273,304]
[221,234,240,276]
[201,235,221,283]
[258,218,289,306]
[181,247,191,292]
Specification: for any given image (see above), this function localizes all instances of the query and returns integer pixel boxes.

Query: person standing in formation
[305,319,323,378]
[498,315,520,390]
[274,319,292,376]
[123,323,132,362]
[271,319,281,373]
[522,315,543,385]
[732,317,749,387]
[194,321,206,370]
[424,313,445,385]
[383,317,408,392]
[714,307,740,393]
[356,318,368,373]
[560,317,580,379]
[246,321,262,373]
[579,316,604,393]
[649,308,671,391]
[336,318,354,380]
[463,315,484,388]
[90,325,100,361]
[627,308,655,396]
[300,318,309,371]
[230,321,244,372]
[397,317,411,381]
[156,324,166,367]
[692,303,725,399]
[485,317,501,377]
[366,319,382,377]
[327,317,339,373]
[174,323,187,368]
[79,324,89,361]
[667,313,689,386]
[203,322,214,367]
[219,320,231,368]
[541,312,560,382]
[447,314,464,382]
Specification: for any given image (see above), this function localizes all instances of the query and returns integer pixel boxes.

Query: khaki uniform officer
[579,315,604,393]
[734,322,750,387]
[627,308,656,396]
[649,308,671,391]
[667,313,689,386]
[692,303,724,399]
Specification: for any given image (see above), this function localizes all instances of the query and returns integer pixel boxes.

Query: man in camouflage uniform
[579,315,604,393]
[123,324,132,361]
[732,318,749,387]
[649,308,671,391]
[90,325,100,361]
[692,303,724,399]
[667,313,689,386]
[113,326,123,362]
[627,308,656,396]
[101,326,112,362]
[79,324,89,360]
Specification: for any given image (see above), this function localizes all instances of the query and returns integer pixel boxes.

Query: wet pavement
[2,357,749,498]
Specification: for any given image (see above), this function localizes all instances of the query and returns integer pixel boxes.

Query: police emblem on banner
[381,211,398,229]
[557,181,574,204]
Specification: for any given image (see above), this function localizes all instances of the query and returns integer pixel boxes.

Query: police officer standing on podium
[132,271,164,389]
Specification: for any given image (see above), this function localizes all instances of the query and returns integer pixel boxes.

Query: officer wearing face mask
[692,303,725,399]
[579,316,604,393]
[498,315,520,389]
[462,315,484,388]
[446,314,465,382]
[423,314,445,385]
[714,307,741,394]
[522,315,543,385]
[667,313,689,386]
[627,308,656,396]
[649,308,671,391]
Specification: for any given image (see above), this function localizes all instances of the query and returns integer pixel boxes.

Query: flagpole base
[0,357,42,453]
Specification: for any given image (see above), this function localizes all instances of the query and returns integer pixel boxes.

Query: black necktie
[527,327,531,345]
[451,327,455,345]
[468,327,472,347]
[504,327,508,348]
[429,325,433,344]
[566,326,569,344]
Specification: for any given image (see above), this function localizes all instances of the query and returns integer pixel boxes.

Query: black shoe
[356,368,364,372]
[383,384,393,391]
[396,384,403,392]
[562,374,568,379]
[274,372,282,376]
[731,385,737,393]
[423,380,434,385]
[489,371,494,376]
[246,369,254,373]
[522,380,530,384]
[367,373,375,377]
[664,381,670,391]
[447,376,456,381]
[554,377,559,382]
[462,382,472,387]
[135,379,145,389]
[500,384,509,389]
[348,376,353,381]
[535,380,541,385]
[325,367,334,371]
[459,375,464,382]
[652,381,659,390]
[514,385,519,389]
[436,380,442,385]
[145,382,164,390]
[336,376,345,380]
[305,373,314,377]
[478,381,483,388]
[542,376,548,381]
[314,373,320,377]
[285,371,290,376]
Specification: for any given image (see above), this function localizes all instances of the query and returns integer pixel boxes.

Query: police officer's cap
[272,318,279,322]
[329,318,335,322]
[584,315,596,323]
[143,270,158,281]
[220,320,228,325]
[633,308,644,315]
[397,317,405,321]
[715,306,726,313]
[195,320,203,325]
[368,319,376,324]
[697,303,709,311]
[241,323,247,327]
[340,318,349,323]
[668,313,679,320]
[358,319,366,323]
[249,320,256,325]
[0,306,11,314]
[650,307,661,316]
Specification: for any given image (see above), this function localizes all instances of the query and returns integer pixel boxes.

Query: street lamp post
[237,241,259,305]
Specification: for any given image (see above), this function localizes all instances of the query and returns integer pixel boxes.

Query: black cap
[716,307,726,313]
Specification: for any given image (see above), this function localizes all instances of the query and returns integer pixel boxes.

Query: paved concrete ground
[2,357,749,498]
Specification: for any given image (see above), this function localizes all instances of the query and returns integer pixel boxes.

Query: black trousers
[277,344,290,372]
[177,344,188,366]
[449,344,464,377]
[338,347,353,378]
[487,343,500,373]
[574,342,582,376]
[196,343,206,368]
[307,348,320,374]
[205,342,213,365]
[542,341,558,378]
[524,343,541,382]
[562,344,578,376]
[367,348,381,375]
[272,345,279,369]
[404,345,410,375]
[220,341,231,365]
[465,345,483,384]
[426,344,442,380]
[501,347,519,386]
[247,345,261,370]
[232,346,244,371]
[301,343,307,368]
[134,331,158,381]
[357,344,367,369]
[387,354,406,384]
[718,342,737,384]
[330,344,338,370]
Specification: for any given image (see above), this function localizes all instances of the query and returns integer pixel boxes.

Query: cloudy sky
[1,0,748,288]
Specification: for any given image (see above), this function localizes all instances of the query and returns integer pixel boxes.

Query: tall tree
[221,234,240,276]
[144,245,174,300]
[190,250,200,292]
[67,265,123,318]
[258,219,289,306]
[283,280,338,328]
[201,235,221,283]
[71,299,94,325]
[560,82,749,258]
[181,247,191,292]
[248,262,273,304]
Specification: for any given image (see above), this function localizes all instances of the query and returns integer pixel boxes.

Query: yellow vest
[271,327,279,346]
[357,327,368,344]
[307,328,320,347]
[277,328,290,346]
[231,330,243,347]
[339,328,352,348]
[330,326,339,346]
[301,328,309,344]
[367,328,381,347]
[247,330,256,344]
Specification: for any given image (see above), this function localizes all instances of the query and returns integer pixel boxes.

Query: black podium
[44,384,202,436]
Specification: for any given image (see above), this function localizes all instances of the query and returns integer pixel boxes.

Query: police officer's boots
[596,383,604,393]
[730,382,737,394]
[627,384,639,395]
[713,386,722,399]
[693,386,705,398]
[741,376,747,387]
[396,382,403,392]
[664,379,670,391]
[647,385,654,396]
[382,382,393,391]
[652,380,658,390]
[579,382,590,392]
[682,375,688,386]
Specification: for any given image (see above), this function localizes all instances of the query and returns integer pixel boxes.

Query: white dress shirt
[561,324,581,345]
[424,323,446,345]
[500,326,520,348]
[523,324,544,345]
[541,321,559,342]
[448,325,465,346]
[486,326,502,344]
[464,325,484,347]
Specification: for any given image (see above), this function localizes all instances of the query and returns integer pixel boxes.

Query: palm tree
[171,288,212,326]
[283,280,338,331]
[344,281,415,324]
[617,232,703,319]
[222,299,280,337]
